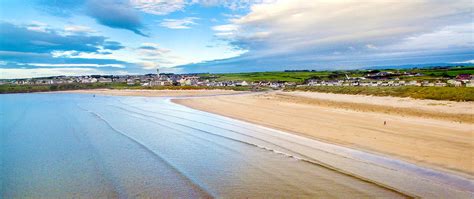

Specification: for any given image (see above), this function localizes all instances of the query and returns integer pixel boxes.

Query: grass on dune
[200,71,334,83]
[284,86,474,101]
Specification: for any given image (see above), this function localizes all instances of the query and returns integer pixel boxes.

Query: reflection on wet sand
[0,93,423,198]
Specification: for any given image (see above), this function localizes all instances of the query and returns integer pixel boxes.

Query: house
[126,78,138,85]
[185,79,193,86]
[359,82,370,86]
[407,80,421,86]
[284,82,296,86]
[97,77,112,83]
[113,76,127,83]
[350,81,360,86]
[38,79,54,84]
[422,81,435,87]
[456,74,471,80]
[149,80,172,86]
[447,79,462,87]
[235,81,249,86]
[306,79,320,86]
[269,82,284,89]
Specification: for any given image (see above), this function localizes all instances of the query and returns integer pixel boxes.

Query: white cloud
[138,62,158,69]
[131,0,187,15]
[194,0,276,10]
[132,43,190,69]
[160,17,198,29]
[0,68,101,79]
[453,60,474,64]
[212,24,240,38]
[385,23,473,51]
[215,0,473,58]
[51,50,80,58]
[27,63,125,68]
[366,44,378,50]
[64,25,96,34]
[131,0,274,15]
[26,21,49,33]
[137,43,171,56]
[212,24,238,32]
[47,42,189,70]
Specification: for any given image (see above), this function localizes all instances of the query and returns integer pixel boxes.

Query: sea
[0,93,404,198]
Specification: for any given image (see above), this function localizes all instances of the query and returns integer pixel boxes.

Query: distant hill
[365,63,473,70]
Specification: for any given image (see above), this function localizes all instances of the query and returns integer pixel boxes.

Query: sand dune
[174,91,474,177]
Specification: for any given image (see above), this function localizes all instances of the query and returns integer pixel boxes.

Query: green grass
[422,69,474,77]
[201,66,474,83]
[200,71,334,83]
[284,86,474,101]
[0,83,112,94]
[405,66,474,78]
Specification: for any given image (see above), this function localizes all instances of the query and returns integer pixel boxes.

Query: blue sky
[0,0,472,78]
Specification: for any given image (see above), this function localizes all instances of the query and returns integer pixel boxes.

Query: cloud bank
[38,0,147,36]
[0,22,125,54]
[177,0,474,72]
[10,0,473,76]
[160,17,199,29]
[0,22,135,78]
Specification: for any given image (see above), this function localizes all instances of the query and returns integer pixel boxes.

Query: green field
[201,66,474,82]
[200,71,335,83]
[0,83,112,94]
[284,86,474,101]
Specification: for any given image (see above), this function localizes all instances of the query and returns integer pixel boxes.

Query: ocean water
[0,93,405,198]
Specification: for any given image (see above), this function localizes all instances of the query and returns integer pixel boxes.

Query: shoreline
[55,88,248,97]
[173,91,474,178]
[10,89,472,197]
[199,112,474,198]
[44,89,474,179]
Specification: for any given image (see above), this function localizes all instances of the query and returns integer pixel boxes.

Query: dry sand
[174,91,474,177]
[59,89,245,97]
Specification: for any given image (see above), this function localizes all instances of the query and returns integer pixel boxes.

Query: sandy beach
[174,91,474,177]
[58,89,246,97]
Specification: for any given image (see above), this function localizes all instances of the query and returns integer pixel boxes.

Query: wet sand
[173,91,474,177]
[1,93,409,198]
[59,88,246,97]
[46,89,474,197]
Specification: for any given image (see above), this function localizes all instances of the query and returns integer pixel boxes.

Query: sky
[0,0,472,79]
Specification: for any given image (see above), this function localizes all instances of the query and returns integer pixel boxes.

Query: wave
[110,103,321,159]
[76,104,214,198]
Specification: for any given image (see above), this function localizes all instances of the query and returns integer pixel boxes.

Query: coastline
[56,88,247,97]
[49,89,473,195]
[3,91,474,198]
[173,91,474,177]
[55,88,473,177]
